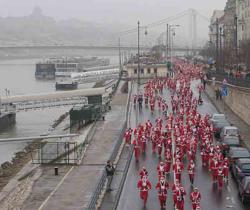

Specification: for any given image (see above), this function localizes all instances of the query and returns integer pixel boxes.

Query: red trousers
[212,170,217,182]
[158,147,163,156]
[218,176,223,189]
[176,199,184,210]
[140,191,148,205]
[165,162,171,173]
[189,174,194,184]
[175,173,181,182]
[141,142,146,153]
[192,202,199,210]
[158,195,167,208]
[134,148,140,161]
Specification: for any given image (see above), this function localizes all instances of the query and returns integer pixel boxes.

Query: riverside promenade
[0,81,128,210]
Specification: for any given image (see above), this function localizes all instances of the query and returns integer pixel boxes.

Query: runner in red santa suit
[151,134,157,153]
[150,98,155,112]
[172,180,181,208]
[190,187,201,210]
[132,138,140,162]
[139,166,148,179]
[188,159,196,185]
[200,148,208,167]
[164,148,172,174]
[175,185,186,210]
[217,166,224,190]
[157,161,166,180]
[210,157,219,183]
[156,176,169,209]
[173,159,184,182]
[137,175,152,206]
[157,137,163,158]
[124,129,132,145]
[141,135,147,154]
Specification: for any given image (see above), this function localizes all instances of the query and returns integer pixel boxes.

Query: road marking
[227,185,231,192]
[231,197,236,205]
[37,166,75,210]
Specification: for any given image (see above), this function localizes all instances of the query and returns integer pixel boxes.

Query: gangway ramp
[1,88,106,111]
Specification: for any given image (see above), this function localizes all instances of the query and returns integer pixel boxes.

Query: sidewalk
[205,84,250,148]
[19,82,128,210]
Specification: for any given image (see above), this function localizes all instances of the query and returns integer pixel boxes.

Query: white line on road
[231,197,236,205]
[37,166,75,210]
[227,185,232,192]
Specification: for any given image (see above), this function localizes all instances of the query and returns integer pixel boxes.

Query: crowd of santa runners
[123,60,230,210]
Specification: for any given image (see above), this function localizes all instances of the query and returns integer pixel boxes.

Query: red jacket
[137,179,152,192]
[190,191,201,203]
[156,181,169,196]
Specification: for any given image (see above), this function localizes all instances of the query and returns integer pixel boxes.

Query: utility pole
[216,18,219,72]
[137,21,140,87]
[235,15,239,71]
[219,27,222,71]
[118,37,122,72]
[136,21,140,126]
[219,26,225,72]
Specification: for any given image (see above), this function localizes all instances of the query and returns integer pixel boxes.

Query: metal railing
[86,81,132,210]
[207,70,250,88]
[112,82,133,210]
[31,122,98,165]
[86,122,127,210]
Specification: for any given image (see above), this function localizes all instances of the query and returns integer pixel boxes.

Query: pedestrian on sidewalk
[215,88,220,100]
[105,160,115,192]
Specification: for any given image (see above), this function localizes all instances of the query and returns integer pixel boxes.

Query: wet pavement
[115,81,249,210]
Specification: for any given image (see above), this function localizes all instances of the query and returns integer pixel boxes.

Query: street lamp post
[136,21,140,126]
[234,15,239,71]
[219,27,222,71]
[168,25,180,71]
[216,18,219,72]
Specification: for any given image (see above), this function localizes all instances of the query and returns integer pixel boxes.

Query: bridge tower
[188,9,198,50]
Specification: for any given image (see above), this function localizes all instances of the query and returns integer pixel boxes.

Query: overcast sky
[0,0,227,24]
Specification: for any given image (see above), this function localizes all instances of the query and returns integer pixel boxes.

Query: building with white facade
[125,63,169,79]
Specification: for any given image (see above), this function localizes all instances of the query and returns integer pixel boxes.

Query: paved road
[117,81,248,210]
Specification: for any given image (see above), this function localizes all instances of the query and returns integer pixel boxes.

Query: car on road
[232,158,250,183]
[220,126,239,141]
[218,136,240,157]
[239,176,250,203]
[210,113,226,124]
[228,147,250,167]
[213,120,231,139]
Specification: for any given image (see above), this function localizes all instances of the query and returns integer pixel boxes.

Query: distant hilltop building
[30,6,44,18]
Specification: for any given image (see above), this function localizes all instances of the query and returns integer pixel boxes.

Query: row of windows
[134,68,158,74]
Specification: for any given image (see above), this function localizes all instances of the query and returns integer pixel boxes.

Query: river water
[0,49,119,164]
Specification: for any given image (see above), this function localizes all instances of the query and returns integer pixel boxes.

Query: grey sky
[0,0,227,24]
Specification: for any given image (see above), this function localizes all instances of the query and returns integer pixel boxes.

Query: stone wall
[207,81,250,125]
